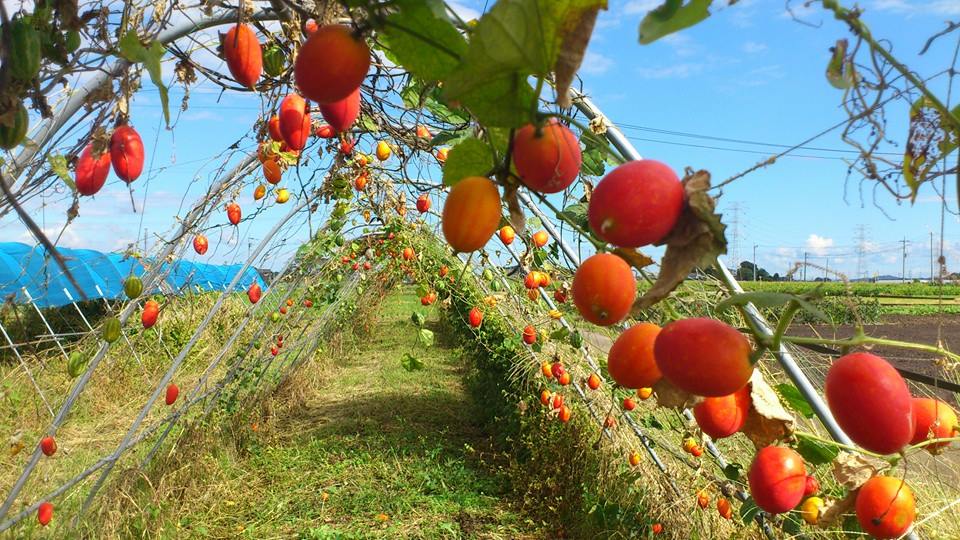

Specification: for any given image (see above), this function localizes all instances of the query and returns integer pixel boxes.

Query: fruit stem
[770,301,801,351]
[794,430,886,460]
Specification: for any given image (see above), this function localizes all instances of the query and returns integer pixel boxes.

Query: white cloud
[661,33,698,57]
[636,63,703,79]
[448,1,481,21]
[624,0,662,15]
[580,51,614,75]
[872,0,960,15]
[806,234,835,256]
[742,41,767,54]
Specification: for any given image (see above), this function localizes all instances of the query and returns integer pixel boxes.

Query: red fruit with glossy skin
[286,298,294,307]
[353,173,367,191]
[540,389,551,406]
[524,272,540,290]
[652,523,663,535]
[279,94,311,151]
[271,346,279,356]
[40,436,56,456]
[110,125,145,182]
[416,194,431,213]
[697,490,710,509]
[558,372,571,386]
[268,115,282,141]
[340,139,355,154]
[910,397,958,450]
[628,451,641,467]
[442,177,501,253]
[825,352,913,454]
[572,253,637,326]
[747,446,807,514]
[247,283,261,304]
[263,158,282,184]
[553,289,567,303]
[223,24,262,88]
[165,383,179,405]
[468,307,483,328]
[498,226,515,245]
[319,87,361,133]
[551,362,565,379]
[75,144,111,196]
[522,325,536,345]
[622,397,636,411]
[532,230,549,248]
[690,445,704,457]
[552,394,563,409]
[693,385,750,439]
[37,502,53,526]
[303,299,313,308]
[141,300,159,329]
[295,25,369,104]
[804,475,820,497]
[363,261,371,270]
[402,247,415,261]
[558,405,571,423]
[717,499,732,520]
[588,160,685,248]
[304,19,318,35]
[193,234,208,255]
[587,373,601,390]
[607,323,662,389]
[512,121,582,194]
[315,124,335,138]
[227,202,242,225]
[279,305,288,314]
[654,318,753,397]
[855,476,915,539]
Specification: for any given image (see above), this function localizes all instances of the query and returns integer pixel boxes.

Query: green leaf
[380,0,468,81]
[795,433,840,465]
[826,38,857,90]
[550,327,570,340]
[640,414,663,429]
[431,129,470,147]
[794,298,833,325]
[581,147,607,176]
[716,291,796,312]
[411,311,426,327]
[738,497,760,525]
[722,463,742,481]
[118,31,170,126]
[47,154,74,191]
[638,0,712,45]
[443,0,603,128]
[443,137,494,186]
[401,352,425,371]
[531,341,543,353]
[559,203,588,231]
[774,383,815,419]
[418,327,435,347]
[783,512,803,536]
[568,330,583,349]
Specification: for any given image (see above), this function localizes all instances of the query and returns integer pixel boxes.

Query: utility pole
[930,232,934,282]
[854,225,868,281]
[901,237,909,283]
[729,202,742,271]
[752,244,758,281]
[825,258,829,280]
[803,252,808,281]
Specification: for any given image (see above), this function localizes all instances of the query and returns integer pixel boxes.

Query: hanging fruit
[193,234,208,255]
[295,25,370,104]
[278,94,311,151]
[110,125,145,183]
[319,87,361,133]
[0,102,29,150]
[75,144,111,196]
[222,24,263,88]
[227,202,242,225]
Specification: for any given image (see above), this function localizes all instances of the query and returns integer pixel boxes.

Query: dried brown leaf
[832,451,886,491]
[613,247,654,270]
[632,170,726,311]
[741,371,795,448]
[652,378,702,410]
[554,4,605,108]
[817,491,856,528]
[504,185,527,236]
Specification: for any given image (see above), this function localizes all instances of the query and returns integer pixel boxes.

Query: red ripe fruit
[416,194,431,214]
[37,502,53,526]
[271,346,279,356]
[363,261,371,270]
[303,299,313,308]
[717,498,732,520]
[622,397,636,411]
[552,393,564,409]
[588,160,685,248]
[524,272,539,290]
[824,352,913,455]
[540,389,551,406]
[607,323,662,389]
[402,247,415,261]
[340,139,355,155]
[910,397,958,451]
[193,234,208,255]
[855,476,915,539]
[75,144,111,196]
[804,475,820,497]
[110,125,145,183]
[558,372,571,386]
[223,24,262,88]
[553,289,567,304]
[141,300,159,329]
[315,124,335,139]
[748,446,807,514]
[551,362,565,379]
[693,385,750,439]
[572,253,637,326]
[165,383,179,405]
[319,87,361,133]
[268,115,282,141]
[279,305,288,314]
[304,19,319,35]
[654,318,753,397]
[522,325,536,345]
[652,523,663,535]
[587,373,601,390]
[468,307,483,328]
[512,120,582,194]
[40,436,57,456]
[278,94,311,151]
[247,283,262,304]
[226,202,242,225]
[295,25,370,104]
[558,405,571,423]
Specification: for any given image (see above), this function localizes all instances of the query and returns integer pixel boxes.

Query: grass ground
[116,288,543,539]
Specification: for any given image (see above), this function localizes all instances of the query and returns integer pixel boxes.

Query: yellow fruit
[276,188,290,204]
[376,141,391,161]
[637,387,653,400]
[548,309,562,320]
[254,184,266,200]
[801,497,823,525]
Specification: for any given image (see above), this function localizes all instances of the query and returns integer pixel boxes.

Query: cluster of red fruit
[74,125,145,196]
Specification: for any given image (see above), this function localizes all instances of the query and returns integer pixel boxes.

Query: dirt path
[170,289,541,539]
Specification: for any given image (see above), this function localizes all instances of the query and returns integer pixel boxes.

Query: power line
[622,135,850,161]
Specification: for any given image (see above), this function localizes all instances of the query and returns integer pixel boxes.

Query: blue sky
[2,0,959,280]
